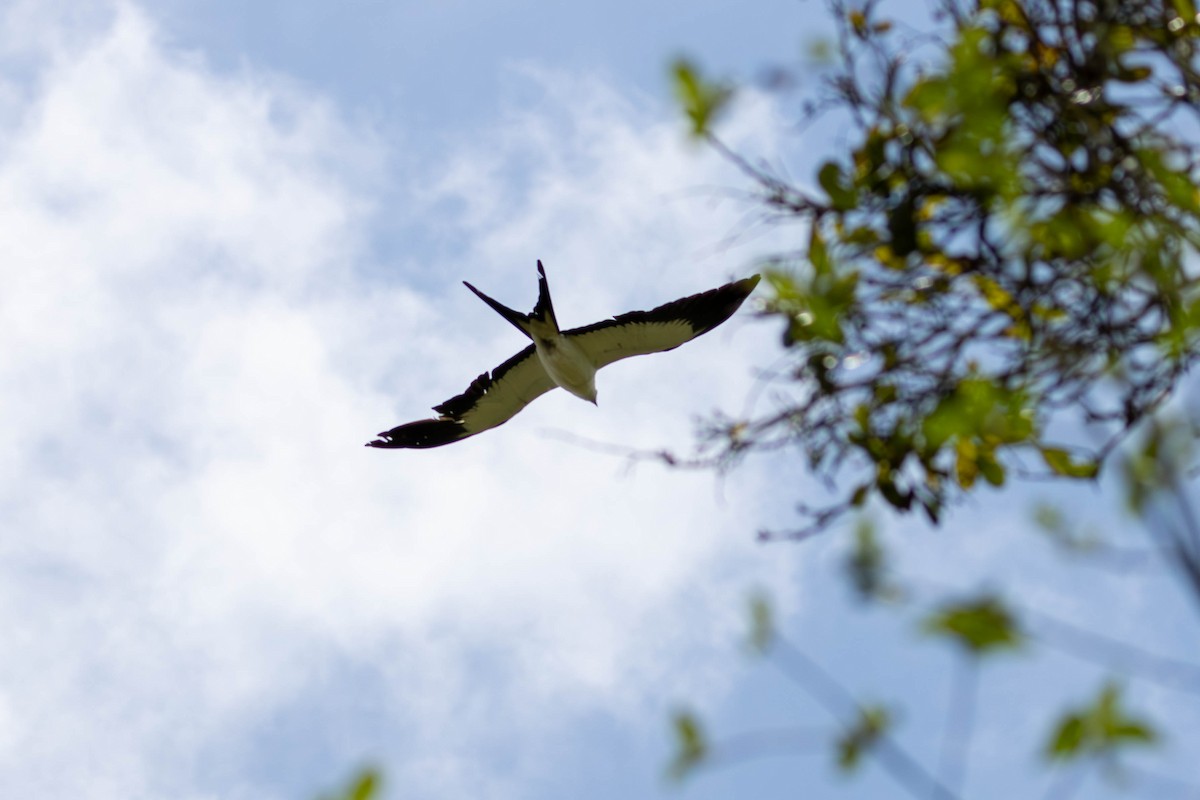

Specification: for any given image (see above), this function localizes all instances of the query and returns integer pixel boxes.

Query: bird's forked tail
[462,260,558,338]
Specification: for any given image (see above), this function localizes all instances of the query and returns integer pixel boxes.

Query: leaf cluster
[680,0,1200,536]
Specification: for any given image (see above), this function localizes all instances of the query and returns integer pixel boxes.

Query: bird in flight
[367,261,760,449]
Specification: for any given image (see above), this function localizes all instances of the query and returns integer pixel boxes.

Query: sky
[2,2,1199,800]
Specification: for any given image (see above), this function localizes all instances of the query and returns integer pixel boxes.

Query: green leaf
[977,450,1006,487]
[809,225,830,273]
[317,769,382,800]
[848,9,868,37]
[836,706,890,771]
[923,377,1036,460]
[1045,682,1159,761]
[818,161,857,210]
[1048,715,1087,757]
[923,596,1023,656]
[668,710,708,780]
[844,519,889,600]
[350,772,380,800]
[671,59,733,137]
[972,275,1017,313]
[1139,148,1200,214]
[954,438,979,489]
[1120,417,1196,514]
[1039,447,1100,478]
[747,592,774,653]
[903,77,950,120]
[1112,723,1156,743]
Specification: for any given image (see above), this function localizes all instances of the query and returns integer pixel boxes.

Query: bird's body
[531,323,597,404]
[367,261,759,449]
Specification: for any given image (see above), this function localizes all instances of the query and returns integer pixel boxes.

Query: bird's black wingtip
[670,273,762,336]
[732,274,761,297]
[365,432,393,448]
[537,259,546,277]
[366,419,471,449]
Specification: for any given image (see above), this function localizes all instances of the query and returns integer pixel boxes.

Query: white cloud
[0,4,798,800]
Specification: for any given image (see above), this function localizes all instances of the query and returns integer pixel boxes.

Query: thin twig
[699,726,830,774]
[1040,762,1091,800]
[768,639,962,800]
[938,656,978,797]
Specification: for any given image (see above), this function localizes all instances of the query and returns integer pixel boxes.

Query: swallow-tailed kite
[367,262,760,449]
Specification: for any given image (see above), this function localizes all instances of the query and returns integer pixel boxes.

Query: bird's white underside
[463,318,698,435]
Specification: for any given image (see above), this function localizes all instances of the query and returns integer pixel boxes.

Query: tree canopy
[668,0,1200,796]
[677,0,1200,537]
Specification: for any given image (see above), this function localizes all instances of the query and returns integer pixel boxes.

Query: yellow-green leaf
[923,596,1023,656]
[1039,447,1099,478]
[837,706,890,771]
[318,769,382,800]
[669,711,708,780]
[1046,683,1158,761]
[671,59,732,137]
[747,592,774,653]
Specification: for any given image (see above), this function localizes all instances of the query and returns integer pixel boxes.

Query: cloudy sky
[3,2,1199,799]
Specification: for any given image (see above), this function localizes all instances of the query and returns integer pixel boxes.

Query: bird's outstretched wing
[565,274,760,368]
[366,344,557,449]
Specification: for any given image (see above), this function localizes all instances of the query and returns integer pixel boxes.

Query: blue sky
[3,2,1199,799]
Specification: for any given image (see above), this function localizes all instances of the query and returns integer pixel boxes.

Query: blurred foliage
[316,768,381,800]
[836,705,892,771]
[1045,683,1157,761]
[747,590,776,653]
[1120,414,1200,600]
[1033,501,1105,553]
[676,477,1199,795]
[844,517,903,600]
[672,59,734,137]
[1121,414,1198,515]
[668,1,1200,795]
[922,595,1024,656]
[668,709,709,780]
[675,0,1200,537]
